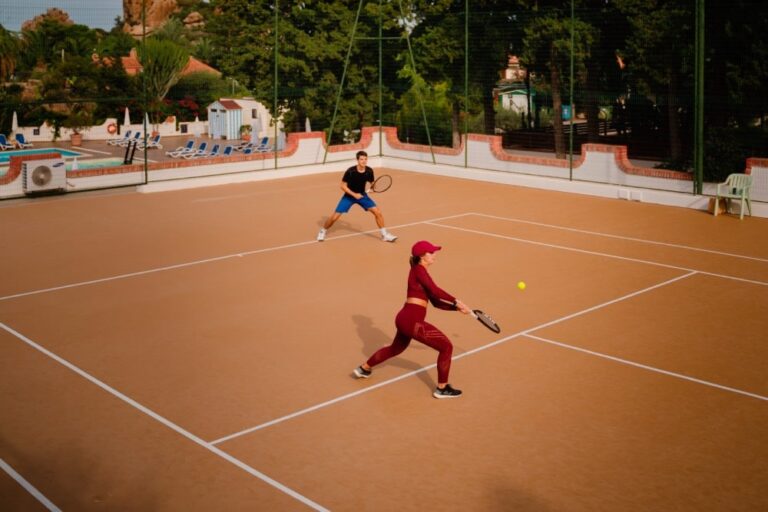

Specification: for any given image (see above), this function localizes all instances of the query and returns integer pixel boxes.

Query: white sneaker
[317,228,326,242]
[381,232,398,242]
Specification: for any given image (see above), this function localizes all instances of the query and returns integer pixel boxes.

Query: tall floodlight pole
[142,0,148,183]
[274,0,279,169]
[693,0,705,194]
[568,0,575,181]
[378,0,383,156]
[464,0,469,168]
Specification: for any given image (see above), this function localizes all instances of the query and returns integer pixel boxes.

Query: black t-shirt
[342,165,374,195]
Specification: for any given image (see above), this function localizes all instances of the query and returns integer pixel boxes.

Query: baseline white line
[470,212,768,263]
[192,183,330,203]
[0,322,329,512]
[212,272,697,444]
[526,334,768,402]
[0,457,61,512]
[428,222,768,287]
[0,212,472,302]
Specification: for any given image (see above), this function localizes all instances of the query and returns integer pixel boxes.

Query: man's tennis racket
[471,309,501,333]
[369,174,392,193]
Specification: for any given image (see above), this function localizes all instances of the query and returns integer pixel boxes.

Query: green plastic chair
[715,173,753,219]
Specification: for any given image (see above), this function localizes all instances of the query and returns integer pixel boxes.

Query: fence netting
[1,1,766,199]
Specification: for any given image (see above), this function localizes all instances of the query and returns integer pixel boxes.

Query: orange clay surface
[1,169,767,511]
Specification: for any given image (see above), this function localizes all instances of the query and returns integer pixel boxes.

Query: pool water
[0,147,85,164]
[67,158,127,171]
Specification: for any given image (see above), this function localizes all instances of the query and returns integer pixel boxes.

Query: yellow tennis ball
[517,281,526,291]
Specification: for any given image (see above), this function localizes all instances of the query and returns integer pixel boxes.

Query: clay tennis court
[1,169,767,511]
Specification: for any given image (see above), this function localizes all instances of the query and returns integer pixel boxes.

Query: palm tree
[0,25,19,79]
[136,38,190,124]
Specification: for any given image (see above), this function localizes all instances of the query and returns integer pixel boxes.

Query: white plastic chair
[714,173,752,220]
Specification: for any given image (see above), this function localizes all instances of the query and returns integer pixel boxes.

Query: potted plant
[62,106,94,146]
[240,124,252,142]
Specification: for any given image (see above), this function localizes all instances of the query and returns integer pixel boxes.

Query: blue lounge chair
[118,132,141,147]
[0,134,15,150]
[234,139,254,151]
[165,139,194,157]
[254,136,271,152]
[107,130,131,146]
[220,145,234,157]
[14,133,33,148]
[139,133,162,150]
[187,143,220,159]
[181,141,209,159]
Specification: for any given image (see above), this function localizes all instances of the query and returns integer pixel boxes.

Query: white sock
[380,228,387,235]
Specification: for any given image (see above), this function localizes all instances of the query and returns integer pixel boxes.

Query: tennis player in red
[353,240,470,398]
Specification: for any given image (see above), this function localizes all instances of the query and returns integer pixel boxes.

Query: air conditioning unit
[23,158,67,194]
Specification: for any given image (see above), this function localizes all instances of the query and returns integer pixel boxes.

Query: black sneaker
[353,366,372,379]
[433,384,462,399]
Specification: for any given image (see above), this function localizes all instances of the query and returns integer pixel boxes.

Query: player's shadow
[316,218,381,240]
[351,314,434,390]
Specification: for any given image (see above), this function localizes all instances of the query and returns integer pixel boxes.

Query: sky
[0,0,123,32]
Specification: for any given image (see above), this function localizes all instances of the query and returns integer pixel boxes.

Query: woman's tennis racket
[369,174,392,193]
[439,298,501,333]
[471,309,501,333]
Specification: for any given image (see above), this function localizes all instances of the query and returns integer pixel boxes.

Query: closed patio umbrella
[11,111,18,133]
[252,116,263,138]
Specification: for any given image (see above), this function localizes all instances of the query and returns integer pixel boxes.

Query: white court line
[191,183,331,202]
[0,457,61,512]
[470,212,768,263]
[0,212,472,302]
[212,272,698,444]
[526,334,768,402]
[0,322,329,512]
[427,222,768,287]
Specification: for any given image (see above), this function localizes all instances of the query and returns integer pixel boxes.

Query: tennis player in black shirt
[317,151,397,242]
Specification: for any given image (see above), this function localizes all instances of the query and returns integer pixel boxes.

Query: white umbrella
[123,107,131,127]
[11,111,18,133]
[305,117,312,132]
[193,115,201,138]
[277,129,286,150]
[252,116,263,138]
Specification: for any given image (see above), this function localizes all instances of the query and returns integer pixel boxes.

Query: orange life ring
[107,123,117,134]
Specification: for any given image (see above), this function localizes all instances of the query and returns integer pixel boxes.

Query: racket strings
[372,175,392,192]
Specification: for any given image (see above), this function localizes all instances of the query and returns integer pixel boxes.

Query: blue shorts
[335,194,377,213]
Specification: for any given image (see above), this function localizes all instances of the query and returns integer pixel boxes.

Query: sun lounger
[181,141,209,159]
[0,134,15,150]
[165,139,195,157]
[118,132,141,147]
[107,130,131,146]
[139,134,162,150]
[14,133,33,148]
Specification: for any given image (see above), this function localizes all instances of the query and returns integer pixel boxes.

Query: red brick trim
[745,158,768,175]
[603,144,692,181]
[382,126,465,155]
[1,153,63,185]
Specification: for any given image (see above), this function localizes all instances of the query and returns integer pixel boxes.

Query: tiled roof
[218,100,242,110]
[119,48,221,77]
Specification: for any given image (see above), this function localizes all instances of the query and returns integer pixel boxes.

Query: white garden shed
[207,99,243,140]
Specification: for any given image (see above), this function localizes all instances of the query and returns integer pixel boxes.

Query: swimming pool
[67,158,127,171]
[0,148,85,164]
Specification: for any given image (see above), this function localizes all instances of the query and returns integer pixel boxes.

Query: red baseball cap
[411,240,442,257]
